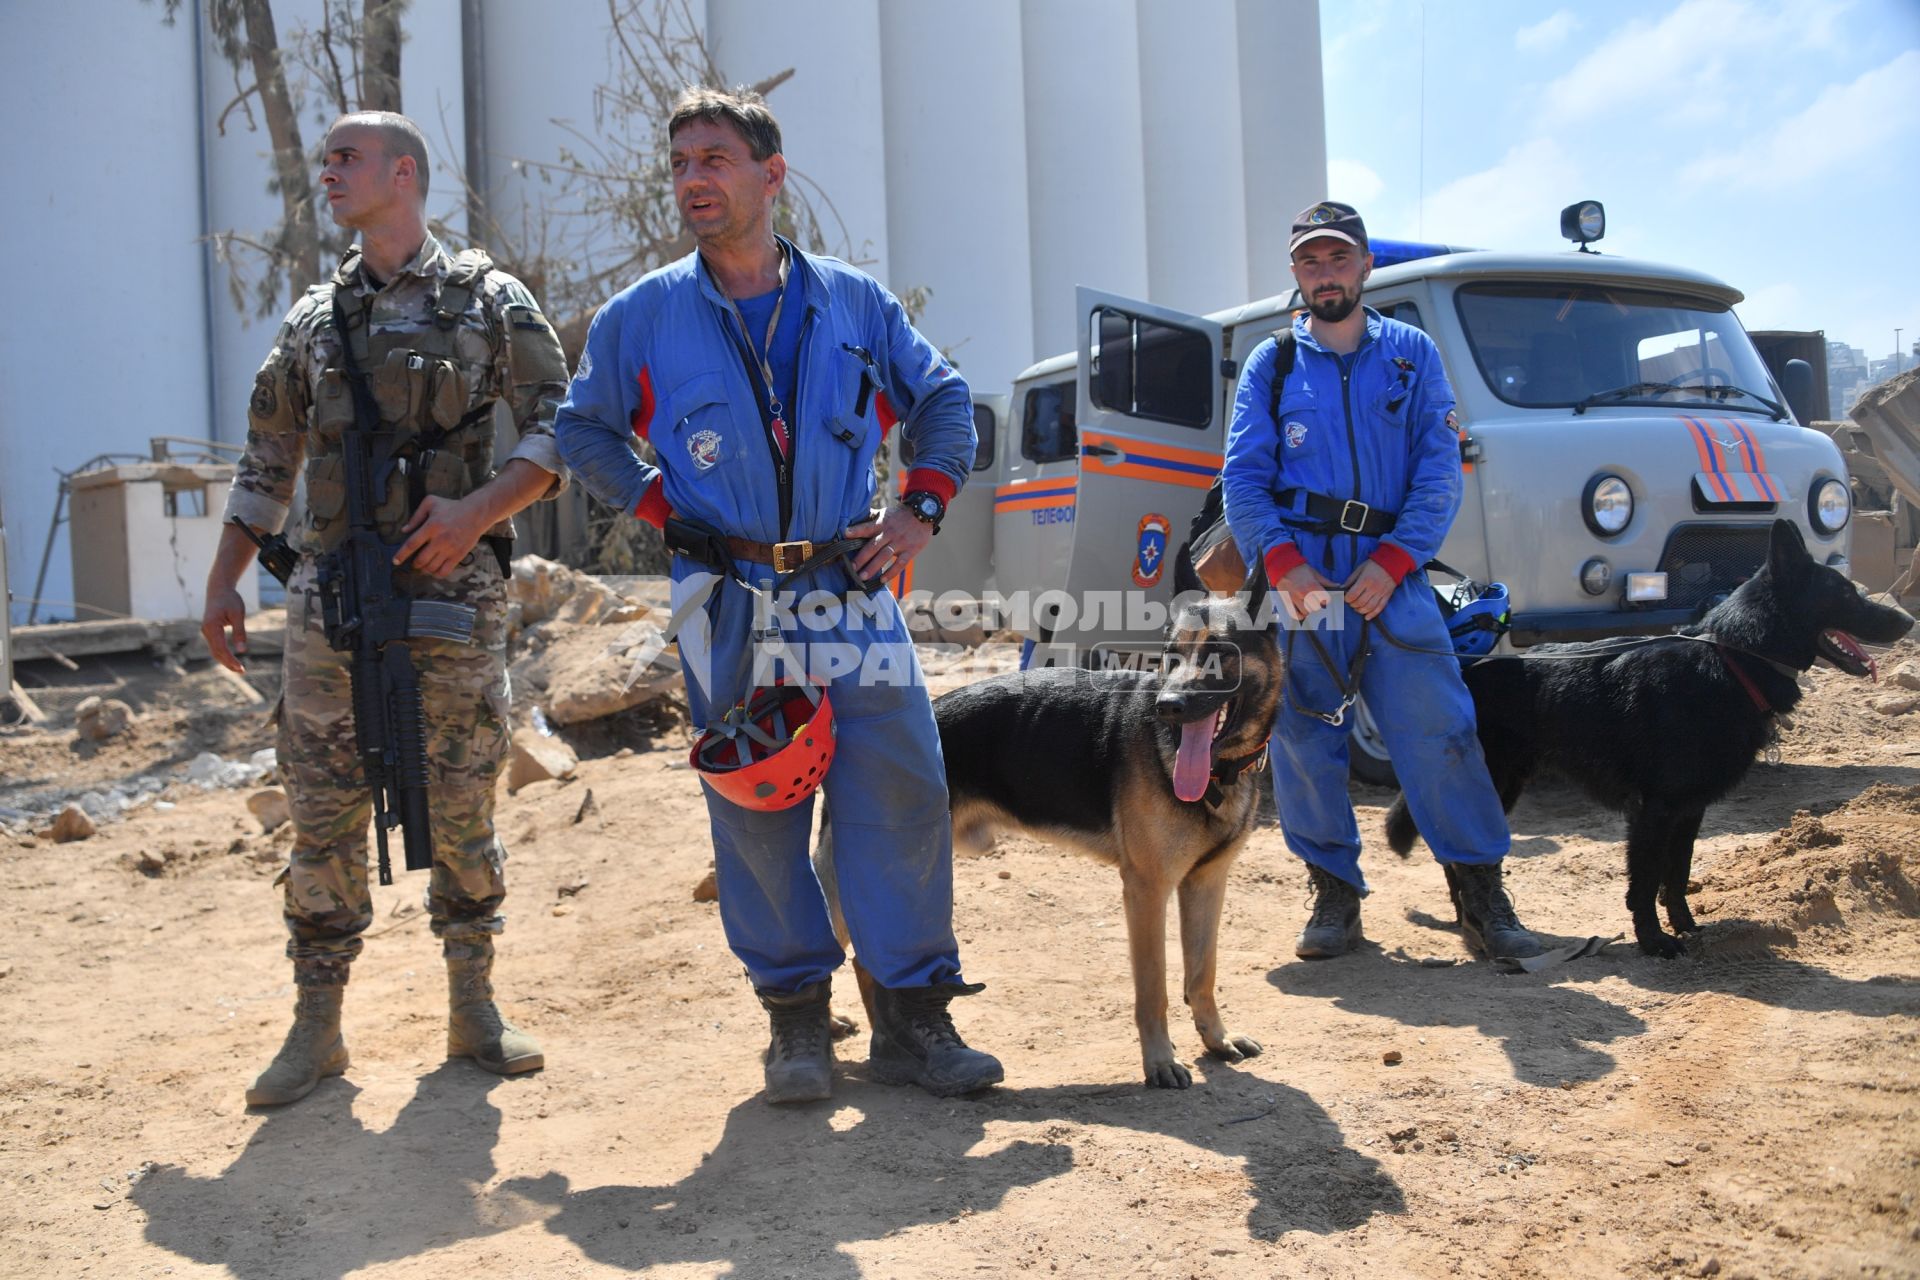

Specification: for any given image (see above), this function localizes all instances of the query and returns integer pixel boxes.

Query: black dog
[1386,520,1913,956]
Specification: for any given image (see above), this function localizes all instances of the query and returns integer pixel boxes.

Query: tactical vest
[302,246,505,553]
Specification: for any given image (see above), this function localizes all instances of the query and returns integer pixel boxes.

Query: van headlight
[1583,474,1633,537]
[1810,477,1850,534]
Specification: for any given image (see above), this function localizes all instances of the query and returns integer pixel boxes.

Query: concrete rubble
[506,730,580,792]
[505,556,682,726]
[0,749,277,836]
[73,696,134,741]
[246,787,291,833]
[1832,368,1920,597]
[45,804,97,843]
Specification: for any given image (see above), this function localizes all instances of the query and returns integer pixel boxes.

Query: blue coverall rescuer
[555,86,1002,1102]
[1221,201,1544,963]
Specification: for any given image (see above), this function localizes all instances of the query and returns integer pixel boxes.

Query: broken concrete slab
[1847,369,1920,513]
[506,731,579,792]
[514,620,682,726]
[246,788,291,834]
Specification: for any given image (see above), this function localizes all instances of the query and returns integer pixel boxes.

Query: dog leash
[1276,603,1811,732]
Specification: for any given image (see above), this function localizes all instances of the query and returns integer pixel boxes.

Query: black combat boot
[1294,864,1363,959]
[446,938,545,1074]
[1447,861,1545,960]
[756,980,834,1104]
[246,966,349,1107]
[869,982,1004,1097]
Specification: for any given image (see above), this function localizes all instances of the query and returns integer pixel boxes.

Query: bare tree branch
[316,0,352,117]
[235,0,321,296]
[215,78,262,136]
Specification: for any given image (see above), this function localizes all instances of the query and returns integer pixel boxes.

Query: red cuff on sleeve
[903,468,957,505]
[1369,542,1417,584]
[1263,542,1307,587]
[634,476,672,530]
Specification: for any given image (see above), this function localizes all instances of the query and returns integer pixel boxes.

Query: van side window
[971,402,996,472]
[1022,382,1077,464]
[1383,301,1426,331]
[1089,307,1212,429]
[899,404,997,472]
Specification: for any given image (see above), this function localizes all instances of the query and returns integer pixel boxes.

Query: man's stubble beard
[1307,289,1361,323]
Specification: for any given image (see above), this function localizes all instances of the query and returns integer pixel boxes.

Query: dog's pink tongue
[1174,716,1216,803]
[1830,630,1877,681]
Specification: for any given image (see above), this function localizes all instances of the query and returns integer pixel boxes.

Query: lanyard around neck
[719,243,791,426]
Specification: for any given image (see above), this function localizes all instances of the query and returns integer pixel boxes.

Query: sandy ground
[2,642,1918,1280]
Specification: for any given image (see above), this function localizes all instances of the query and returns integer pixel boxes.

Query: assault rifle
[320,298,478,886]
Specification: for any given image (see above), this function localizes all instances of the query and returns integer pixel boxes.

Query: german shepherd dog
[817,569,1282,1088]
[1385,520,1912,957]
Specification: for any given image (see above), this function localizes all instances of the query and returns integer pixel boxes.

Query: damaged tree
[157,0,414,312]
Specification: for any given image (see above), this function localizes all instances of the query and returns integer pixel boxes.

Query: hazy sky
[1320,0,1919,361]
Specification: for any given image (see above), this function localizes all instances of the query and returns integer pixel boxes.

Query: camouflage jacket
[223,236,570,583]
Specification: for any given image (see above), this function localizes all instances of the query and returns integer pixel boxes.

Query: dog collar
[1715,643,1782,714]
[1204,744,1271,808]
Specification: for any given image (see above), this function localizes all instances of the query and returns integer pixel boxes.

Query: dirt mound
[1701,783,1920,933]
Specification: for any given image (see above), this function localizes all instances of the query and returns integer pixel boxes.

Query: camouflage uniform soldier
[201,112,571,1107]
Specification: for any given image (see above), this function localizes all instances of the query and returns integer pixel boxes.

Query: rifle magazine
[407,600,479,645]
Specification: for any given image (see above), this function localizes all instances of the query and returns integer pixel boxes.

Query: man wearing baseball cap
[1220,201,1542,963]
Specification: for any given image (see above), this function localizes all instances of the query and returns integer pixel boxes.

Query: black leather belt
[1277,489,1397,537]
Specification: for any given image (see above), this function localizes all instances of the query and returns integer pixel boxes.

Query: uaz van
[892,208,1852,781]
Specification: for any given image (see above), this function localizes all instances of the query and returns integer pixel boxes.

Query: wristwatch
[900,489,946,532]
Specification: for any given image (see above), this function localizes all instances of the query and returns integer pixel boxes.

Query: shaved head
[326,111,430,200]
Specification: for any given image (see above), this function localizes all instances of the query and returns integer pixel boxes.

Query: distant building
[1829,341,1872,418]
[2,0,1328,623]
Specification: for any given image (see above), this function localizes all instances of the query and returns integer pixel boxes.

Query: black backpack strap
[1187,328,1301,551]
[1266,327,1298,423]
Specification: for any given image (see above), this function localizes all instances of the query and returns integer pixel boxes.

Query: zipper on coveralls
[779,312,817,539]
[722,304,801,539]
[1340,352,1363,563]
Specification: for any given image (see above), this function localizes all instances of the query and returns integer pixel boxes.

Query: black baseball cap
[1289,201,1368,254]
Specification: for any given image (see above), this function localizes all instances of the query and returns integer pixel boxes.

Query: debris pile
[505,556,681,727]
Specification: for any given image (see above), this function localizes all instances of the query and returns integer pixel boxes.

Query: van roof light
[1561,200,1605,251]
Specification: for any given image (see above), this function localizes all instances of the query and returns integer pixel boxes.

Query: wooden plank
[9,619,163,662]
[7,681,47,724]
[10,611,287,663]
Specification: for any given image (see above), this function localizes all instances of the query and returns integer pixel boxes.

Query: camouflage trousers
[276,564,512,985]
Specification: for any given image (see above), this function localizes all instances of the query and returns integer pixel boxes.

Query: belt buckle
[772,540,813,574]
[1338,500,1371,533]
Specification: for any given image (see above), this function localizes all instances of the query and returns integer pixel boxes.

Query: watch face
[916,495,940,518]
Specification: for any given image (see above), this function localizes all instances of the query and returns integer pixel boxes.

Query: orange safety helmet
[690,678,837,811]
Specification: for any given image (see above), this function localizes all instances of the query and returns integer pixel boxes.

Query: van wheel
[1349,696,1399,788]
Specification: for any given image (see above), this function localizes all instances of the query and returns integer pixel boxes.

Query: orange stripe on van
[1080,431,1224,470]
[1683,417,1738,503]
[1082,459,1217,489]
[995,492,1079,513]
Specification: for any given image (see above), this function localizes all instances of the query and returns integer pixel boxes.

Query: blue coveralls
[1222,308,1509,893]
[555,239,975,993]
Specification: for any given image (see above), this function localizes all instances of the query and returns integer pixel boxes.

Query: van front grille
[1654,523,1770,612]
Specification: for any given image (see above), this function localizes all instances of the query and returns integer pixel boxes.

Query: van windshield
[1454,282,1778,413]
